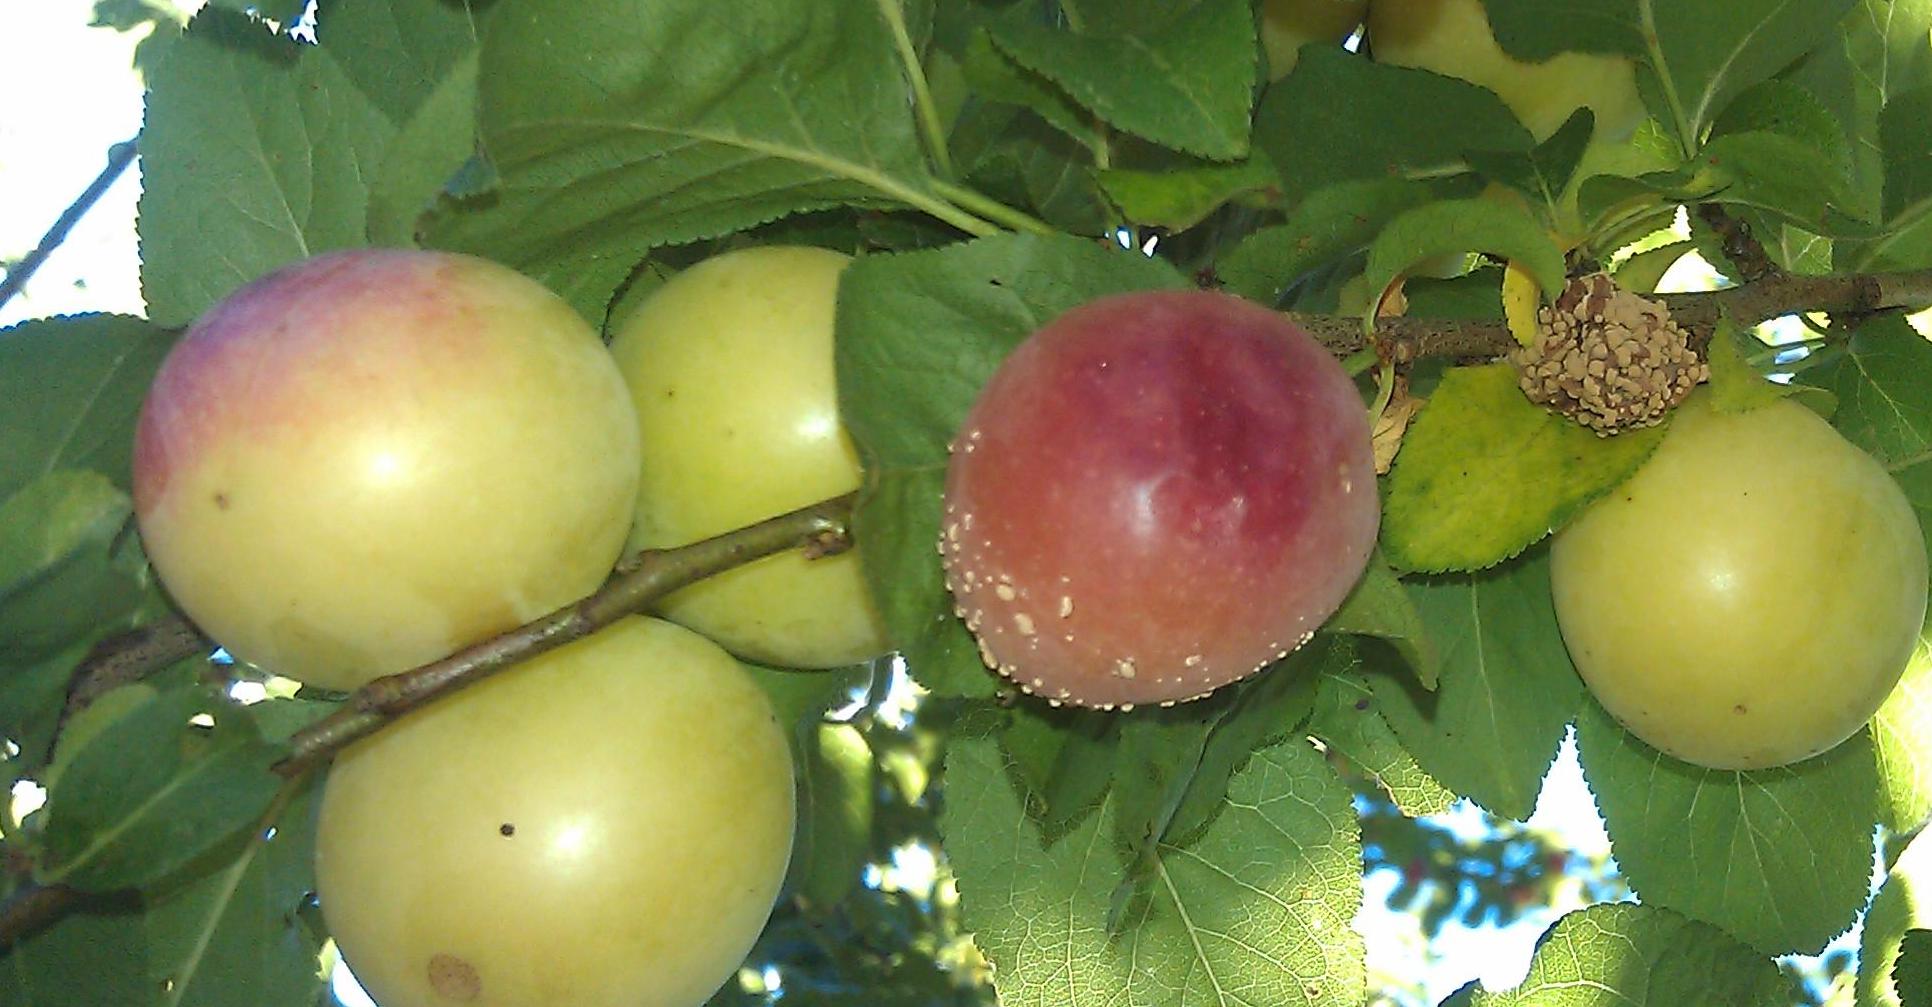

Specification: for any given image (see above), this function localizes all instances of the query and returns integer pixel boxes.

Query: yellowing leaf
[1502,259,1542,348]
[1383,364,1668,573]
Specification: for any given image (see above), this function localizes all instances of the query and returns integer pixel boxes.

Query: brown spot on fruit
[940,290,1377,707]
[427,953,482,1001]
[213,492,230,510]
[499,822,515,837]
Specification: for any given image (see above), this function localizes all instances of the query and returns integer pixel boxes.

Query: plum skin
[133,249,640,690]
[940,289,1379,708]
[1551,396,1928,770]
[316,616,795,1007]
[608,245,890,669]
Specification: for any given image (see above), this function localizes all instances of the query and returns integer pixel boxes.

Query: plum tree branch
[1287,266,1932,359]
[64,616,211,716]
[0,884,84,950]
[271,492,858,776]
[0,137,139,315]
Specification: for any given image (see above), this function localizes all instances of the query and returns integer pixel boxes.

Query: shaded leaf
[1254,47,1533,203]
[1900,930,1932,1007]
[0,471,145,663]
[1800,317,1932,467]
[0,896,151,1007]
[1215,178,1431,304]
[1790,0,1932,225]
[1443,902,1792,1006]
[1097,156,1279,231]
[1307,659,1456,816]
[1327,555,1438,689]
[0,314,175,501]
[1576,698,1877,956]
[1705,319,1797,414]
[1858,828,1932,1007]
[788,723,875,910]
[38,685,285,892]
[316,0,487,123]
[1362,550,1582,821]
[1362,199,1567,319]
[1383,364,1668,573]
[835,233,1186,696]
[365,50,479,246]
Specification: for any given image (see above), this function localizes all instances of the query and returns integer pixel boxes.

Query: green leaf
[1858,828,1932,1007]
[1575,698,1877,956]
[0,642,97,784]
[1307,658,1456,816]
[38,685,286,892]
[1383,363,1668,573]
[143,779,326,1007]
[1097,155,1279,231]
[0,896,152,1007]
[1443,902,1792,1006]
[958,27,1102,153]
[835,233,1186,696]
[315,0,487,123]
[987,0,1255,160]
[1254,47,1533,203]
[788,722,875,910]
[428,0,959,321]
[138,6,397,326]
[1640,0,1860,141]
[1899,930,1932,1007]
[1327,555,1439,690]
[1710,80,1853,182]
[1462,109,1597,212]
[1881,86,1932,229]
[1799,317,1932,468]
[953,104,1113,236]
[944,731,1365,1007]
[1215,178,1432,304]
[1873,625,1932,832]
[1362,550,1582,821]
[0,471,145,663]
[365,50,479,246]
[0,314,175,501]
[1363,199,1567,319]
[1705,319,1796,414]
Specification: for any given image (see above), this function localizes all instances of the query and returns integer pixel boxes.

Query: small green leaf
[1873,625,1932,833]
[315,0,486,123]
[1443,903,1793,1006]
[1307,658,1456,816]
[0,472,145,663]
[944,731,1365,1007]
[1705,318,1795,414]
[1254,47,1533,203]
[1215,178,1432,303]
[1097,155,1279,231]
[1799,317,1932,467]
[1642,0,1859,141]
[1363,199,1566,321]
[139,6,397,326]
[788,723,875,910]
[1462,109,1597,210]
[1899,930,1932,1007]
[958,27,1104,154]
[0,314,175,501]
[1384,363,1668,573]
[1858,828,1932,1007]
[988,0,1255,160]
[835,233,1186,696]
[38,685,286,892]
[1327,555,1439,690]
[1361,551,1582,821]
[1576,698,1877,956]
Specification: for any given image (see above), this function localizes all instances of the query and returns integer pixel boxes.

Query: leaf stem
[875,0,955,179]
[0,884,84,950]
[0,137,139,315]
[272,493,858,775]
[927,180,1056,236]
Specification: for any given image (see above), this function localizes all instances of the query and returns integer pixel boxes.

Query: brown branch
[1695,203,1779,284]
[1291,266,1932,361]
[0,137,139,314]
[272,492,857,776]
[0,884,84,950]
[63,617,210,716]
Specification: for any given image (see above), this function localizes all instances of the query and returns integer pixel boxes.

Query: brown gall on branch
[1287,266,1932,360]
[271,492,858,777]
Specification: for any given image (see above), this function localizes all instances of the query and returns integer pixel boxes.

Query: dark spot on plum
[213,492,230,510]
[498,823,515,837]
[1733,704,1747,715]
[427,953,481,1001]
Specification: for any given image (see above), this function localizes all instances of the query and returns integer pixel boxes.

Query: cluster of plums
[123,3,1926,1005]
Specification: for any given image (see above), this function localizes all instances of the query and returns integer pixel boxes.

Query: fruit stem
[874,0,955,179]
[1340,348,1379,378]
[928,180,1057,236]
[271,493,859,776]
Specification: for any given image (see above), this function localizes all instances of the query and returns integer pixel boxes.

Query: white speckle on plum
[1013,613,1035,636]
[1113,659,1136,680]
[962,513,975,531]
[1058,596,1074,618]
[1120,703,1135,713]
[1184,654,1202,667]
[995,584,1017,602]
[1048,698,1064,708]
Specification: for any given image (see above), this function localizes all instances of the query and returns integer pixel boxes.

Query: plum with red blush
[939,290,1378,708]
